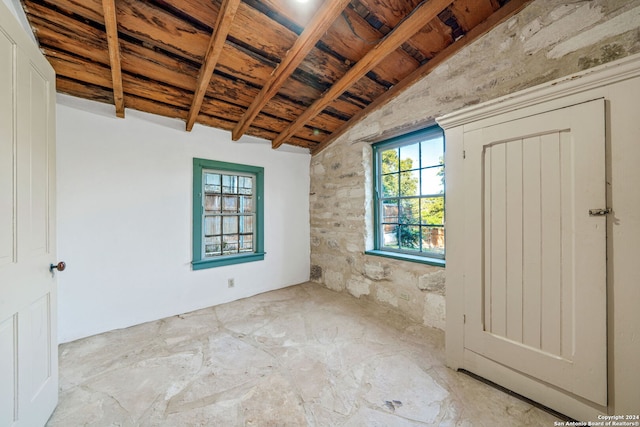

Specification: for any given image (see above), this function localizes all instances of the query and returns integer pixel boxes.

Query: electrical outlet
[400,293,410,301]
[228,278,235,288]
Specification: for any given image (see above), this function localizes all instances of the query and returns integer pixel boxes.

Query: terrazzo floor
[47,282,563,426]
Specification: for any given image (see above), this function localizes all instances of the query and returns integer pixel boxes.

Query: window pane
[399,225,420,251]
[239,234,253,252]
[223,234,238,254]
[204,236,221,257]
[223,216,238,234]
[382,224,398,249]
[382,173,399,197]
[222,175,237,194]
[204,195,221,212]
[421,166,444,195]
[382,202,398,223]
[222,196,238,213]
[381,148,399,173]
[240,215,253,233]
[240,196,253,213]
[422,226,445,255]
[421,196,444,225]
[204,216,221,236]
[238,176,253,195]
[204,173,221,193]
[399,199,419,224]
[400,170,420,197]
[420,136,444,167]
[399,142,419,171]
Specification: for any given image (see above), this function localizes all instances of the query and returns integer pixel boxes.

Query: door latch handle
[589,208,611,216]
[49,261,66,273]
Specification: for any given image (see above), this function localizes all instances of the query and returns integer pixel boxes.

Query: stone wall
[309,0,640,329]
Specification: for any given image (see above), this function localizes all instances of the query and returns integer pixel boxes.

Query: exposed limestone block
[346,277,371,298]
[324,270,345,292]
[391,269,418,287]
[522,4,604,55]
[345,242,360,253]
[363,262,389,281]
[549,6,640,59]
[327,239,340,249]
[312,162,325,175]
[375,286,398,308]
[418,270,446,295]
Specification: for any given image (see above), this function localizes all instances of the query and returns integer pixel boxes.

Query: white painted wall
[56,95,311,342]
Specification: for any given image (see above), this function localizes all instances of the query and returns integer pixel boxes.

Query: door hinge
[463,150,466,159]
[463,314,466,324]
[589,208,611,216]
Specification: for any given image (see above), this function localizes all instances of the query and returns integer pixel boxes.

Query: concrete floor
[47,282,562,426]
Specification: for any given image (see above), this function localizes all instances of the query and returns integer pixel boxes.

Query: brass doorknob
[49,261,66,273]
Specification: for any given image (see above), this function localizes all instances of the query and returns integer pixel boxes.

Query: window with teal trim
[370,126,445,264]
[192,158,264,270]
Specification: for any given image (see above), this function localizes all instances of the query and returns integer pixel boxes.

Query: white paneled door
[462,99,607,407]
[0,4,58,426]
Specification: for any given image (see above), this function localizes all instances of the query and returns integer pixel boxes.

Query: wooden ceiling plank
[102,0,125,117]
[186,0,241,131]
[115,0,210,62]
[27,0,105,24]
[205,73,345,131]
[231,0,351,141]
[257,0,315,28]
[47,52,113,89]
[56,76,114,104]
[409,20,453,60]
[24,4,108,59]
[450,0,499,32]
[311,0,533,155]
[357,0,422,28]
[272,0,452,149]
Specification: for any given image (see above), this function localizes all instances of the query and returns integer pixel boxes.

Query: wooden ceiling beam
[186,0,240,131]
[231,0,350,141]
[101,0,124,118]
[311,0,533,155]
[271,0,452,149]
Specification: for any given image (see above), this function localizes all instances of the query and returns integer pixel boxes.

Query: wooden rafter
[310,0,533,155]
[271,0,452,149]
[101,0,124,118]
[231,0,350,141]
[186,0,240,132]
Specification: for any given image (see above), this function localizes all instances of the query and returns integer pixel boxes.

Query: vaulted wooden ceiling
[21,0,531,153]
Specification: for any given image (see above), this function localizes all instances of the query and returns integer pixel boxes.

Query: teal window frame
[366,126,445,267]
[192,158,265,270]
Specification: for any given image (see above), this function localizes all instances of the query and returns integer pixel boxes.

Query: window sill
[192,252,265,270]
[365,250,445,267]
